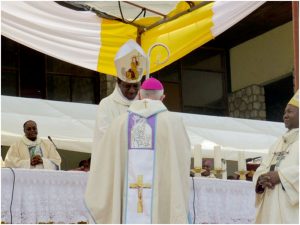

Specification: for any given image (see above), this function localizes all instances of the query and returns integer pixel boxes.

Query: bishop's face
[283,104,299,130]
[118,79,140,100]
[24,121,38,141]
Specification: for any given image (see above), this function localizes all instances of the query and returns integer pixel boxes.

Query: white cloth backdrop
[1,1,264,74]
[1,95,286,159]
[1,168,255,224]
[1,1,101,71]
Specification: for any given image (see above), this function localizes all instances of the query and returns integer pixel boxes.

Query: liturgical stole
[124,112,157,224]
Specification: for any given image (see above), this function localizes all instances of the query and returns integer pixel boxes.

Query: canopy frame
[58,1,213,37]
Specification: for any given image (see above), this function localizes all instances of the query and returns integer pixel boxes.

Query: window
[1,37,19,96]
[46,56,100,103]
[181,48,228,116]
[153,62,182,112]
[1,36,101,104]
[264,75,294,122]
[153,47,228,116]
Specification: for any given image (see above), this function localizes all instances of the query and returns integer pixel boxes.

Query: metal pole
[292,1,299,91]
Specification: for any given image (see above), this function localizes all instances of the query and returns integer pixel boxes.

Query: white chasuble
[85,99,191,224]
[253,128,299,224]
[124,112,157,224]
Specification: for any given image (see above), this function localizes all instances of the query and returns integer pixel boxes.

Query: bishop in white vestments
[253,90,299,224]
[91,40,146,154]
[85,78,191,224]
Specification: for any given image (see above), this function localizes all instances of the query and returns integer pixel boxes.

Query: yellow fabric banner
[95,1,264,76]
[97,3,214,76]
[141,2,214,73]
[98,18,137,75]
[2,1,264,76]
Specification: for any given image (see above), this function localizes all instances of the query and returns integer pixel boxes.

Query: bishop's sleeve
[85,115,127,224]
[41,140,62,170]
[91,98,115,156]
[94,99,112,142]
[4,143,31,169]
[253,157,268,185]
[252,148,274,207]
[278,142,299,206]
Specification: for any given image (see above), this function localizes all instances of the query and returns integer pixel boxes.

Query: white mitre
[114,39,147,83]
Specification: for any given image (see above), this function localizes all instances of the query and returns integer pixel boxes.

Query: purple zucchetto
[141,78,164,90]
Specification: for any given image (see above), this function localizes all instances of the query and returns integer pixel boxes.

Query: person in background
[227,175,237,180]
[253,90,299,224]
[91,39,146,154]
[85,78,191,223]
[73,157,91,172]
[4,120,61,170]
[201,159,216,178]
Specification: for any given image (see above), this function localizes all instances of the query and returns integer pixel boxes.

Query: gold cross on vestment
[129,175,151,213]
[274,151,287,167]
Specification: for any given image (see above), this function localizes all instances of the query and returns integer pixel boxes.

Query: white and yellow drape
[1,1,264,76]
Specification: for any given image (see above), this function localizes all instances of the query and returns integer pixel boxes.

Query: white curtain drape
[1,96,285,157]
[1,1,101,71]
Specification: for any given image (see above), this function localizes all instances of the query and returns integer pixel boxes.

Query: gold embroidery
[129,175,151,213]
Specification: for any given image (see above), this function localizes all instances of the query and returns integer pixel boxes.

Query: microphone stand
[48,136,67,170]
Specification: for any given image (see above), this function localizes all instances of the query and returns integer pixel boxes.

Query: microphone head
[48,136,58,150]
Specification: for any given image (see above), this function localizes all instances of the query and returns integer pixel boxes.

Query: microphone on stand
[48,136,58,149]
[48,136,67,170]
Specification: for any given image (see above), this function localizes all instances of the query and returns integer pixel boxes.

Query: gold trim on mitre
[288,90,299,108]
[114,40,147,83]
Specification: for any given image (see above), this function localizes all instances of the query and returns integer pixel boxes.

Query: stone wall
[228,84,266,120]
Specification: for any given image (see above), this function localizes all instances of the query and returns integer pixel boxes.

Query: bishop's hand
[266,171,280,186]
[256,171,281,194]
[31,155,43,166]
[256,174,272,193]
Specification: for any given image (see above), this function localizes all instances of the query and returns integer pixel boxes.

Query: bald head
[139,77,165,101]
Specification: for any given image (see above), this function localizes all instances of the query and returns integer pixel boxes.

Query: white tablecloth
[188,177,255,224]
[1,168,255,224]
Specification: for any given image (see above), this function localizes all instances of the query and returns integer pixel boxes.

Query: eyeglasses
[120,83,140,90]
[26,127,37,131]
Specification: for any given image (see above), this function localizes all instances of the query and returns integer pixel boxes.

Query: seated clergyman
[4,120,61,170]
